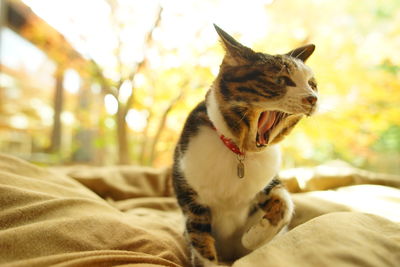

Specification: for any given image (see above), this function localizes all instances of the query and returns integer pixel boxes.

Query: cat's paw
[201,261,229,267]
[191,247,220,267]
[241,217,278,250]
[242,186,293,250]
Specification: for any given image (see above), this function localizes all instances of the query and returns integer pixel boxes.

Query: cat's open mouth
[256,111,289,147]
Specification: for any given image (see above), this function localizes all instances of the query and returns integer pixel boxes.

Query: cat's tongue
[257,111,276,145]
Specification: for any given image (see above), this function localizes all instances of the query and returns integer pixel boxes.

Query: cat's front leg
[186,219,218,266]
[241,177,294,250]
[182,201,221,267]
[174,171,221,266]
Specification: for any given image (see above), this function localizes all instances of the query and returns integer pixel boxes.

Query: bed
[0,153,399,266]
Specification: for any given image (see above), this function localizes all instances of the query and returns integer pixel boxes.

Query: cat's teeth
[256,141,266,148]
[264,131,270,144]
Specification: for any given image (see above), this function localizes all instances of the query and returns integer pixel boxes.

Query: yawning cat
[172,24,318,267]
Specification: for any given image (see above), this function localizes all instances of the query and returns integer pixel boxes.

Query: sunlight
[61,111,75,125]
[29,99,53,126]
[22,0,275,77]
[104,94,118,115]
[307,185,400,222]
[22,0,113,60]
[90,83,102,94]
[0,28,48,74]
[63,69,81,94]
[0,28,56,89]
[118,80,133,104]
[126,109,149,132]
[280,167,314,190]
[104,117,115,129]
[133,73,147,88]
[9,115,29,129]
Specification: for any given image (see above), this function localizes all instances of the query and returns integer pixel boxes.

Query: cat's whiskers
[285,101,316,115]
[233,109,250,130]
[288,47,296,58]
[317,105,335,113]
[277,63,287,76]
[295,92,316,98]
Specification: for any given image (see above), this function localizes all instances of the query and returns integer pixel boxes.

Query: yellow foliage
[151,0,400,173]
[5,0,399,174]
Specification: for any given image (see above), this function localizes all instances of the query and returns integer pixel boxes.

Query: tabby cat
[172,25,318,267]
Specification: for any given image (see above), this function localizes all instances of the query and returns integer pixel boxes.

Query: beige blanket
[0,153,399,266]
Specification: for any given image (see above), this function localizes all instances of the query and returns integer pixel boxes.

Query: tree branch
[89,59,118,97]
[149,89,184,164]
[106,0,125,82]
[122,5,163,117]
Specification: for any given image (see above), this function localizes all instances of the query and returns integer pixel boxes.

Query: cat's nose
[302,95,317,106]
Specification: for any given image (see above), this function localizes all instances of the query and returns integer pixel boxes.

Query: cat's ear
[286,44,315,62]
[214,24,258,65]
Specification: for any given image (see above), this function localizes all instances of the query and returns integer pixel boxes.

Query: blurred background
[0,0,399,174]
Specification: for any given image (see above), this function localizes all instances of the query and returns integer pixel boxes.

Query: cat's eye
[308,80,318,91]
[276,76,296,87]
[276,77,285,86]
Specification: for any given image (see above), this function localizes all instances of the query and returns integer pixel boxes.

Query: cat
[172,24,318,267]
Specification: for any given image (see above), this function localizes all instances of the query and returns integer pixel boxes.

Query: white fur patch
[206,87,236,139]
[261,59,318,115]
[179,83,298,260]
[180,123,281,258]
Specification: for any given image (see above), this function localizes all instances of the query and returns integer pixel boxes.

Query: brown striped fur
[211,26,317,153]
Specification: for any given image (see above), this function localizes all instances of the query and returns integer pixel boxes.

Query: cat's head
[211,24,318,152]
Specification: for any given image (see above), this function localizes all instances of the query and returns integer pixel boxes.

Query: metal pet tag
[237,160,245,178]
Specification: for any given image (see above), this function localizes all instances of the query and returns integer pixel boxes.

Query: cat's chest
[179,127,281,207]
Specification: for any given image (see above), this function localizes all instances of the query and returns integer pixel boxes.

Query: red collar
[211,125,245,156]
[219,134,245,156]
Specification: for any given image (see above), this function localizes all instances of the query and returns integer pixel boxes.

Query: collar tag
[211,125,246,178]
